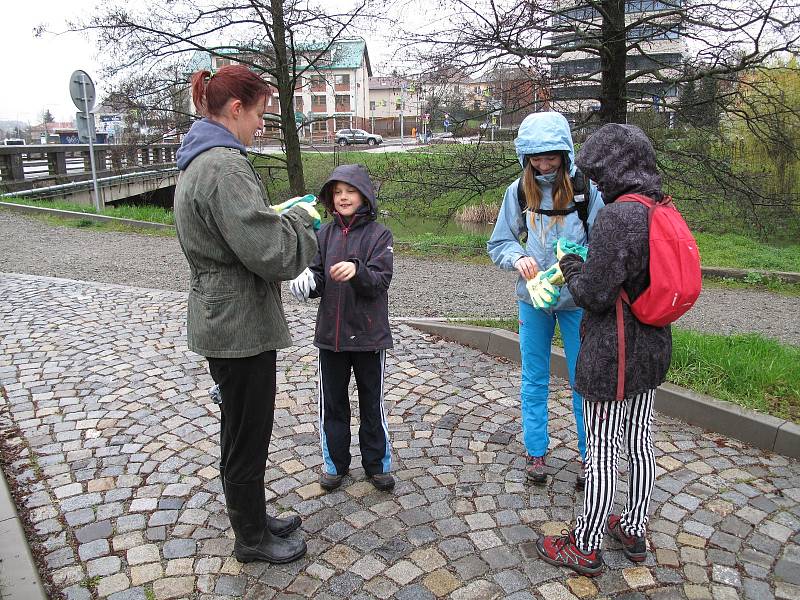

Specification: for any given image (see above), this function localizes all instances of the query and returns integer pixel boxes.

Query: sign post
[70,70,102,211]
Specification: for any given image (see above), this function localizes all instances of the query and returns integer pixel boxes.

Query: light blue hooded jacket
[487,112,603,312]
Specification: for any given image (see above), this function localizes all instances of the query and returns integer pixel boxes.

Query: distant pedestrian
[536,123,673,576]
[289,164,396,492]
[174,64,320,564]
[487,112,603,487]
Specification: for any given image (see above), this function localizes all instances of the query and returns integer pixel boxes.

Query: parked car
[2,139,25,145]
[335,128,383,146]
[429,132,457,145]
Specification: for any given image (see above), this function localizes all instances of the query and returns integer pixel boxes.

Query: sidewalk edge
[0,467,48,600]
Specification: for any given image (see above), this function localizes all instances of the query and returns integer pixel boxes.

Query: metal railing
[0,143,180,192]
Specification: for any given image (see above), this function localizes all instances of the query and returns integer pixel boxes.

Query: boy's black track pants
[318,349,391,477]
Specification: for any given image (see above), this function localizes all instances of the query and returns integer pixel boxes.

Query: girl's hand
[330,261,356,282]
[514,256,540,280]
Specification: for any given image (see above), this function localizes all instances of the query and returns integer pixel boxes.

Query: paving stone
[152,576,195,599]
[349,555,386,581]
[537,581,579,600]
[423,568,461,597]
[78,539,109,561]
[566,576,597,598]
[96,573,131,597]
[86,556,122,577]
[384,560,424,585]
[130,563,163,586]
[162,539,196,559]
[451,579,504,600]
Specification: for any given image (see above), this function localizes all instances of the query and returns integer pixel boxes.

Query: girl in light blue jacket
[488,112,603,487]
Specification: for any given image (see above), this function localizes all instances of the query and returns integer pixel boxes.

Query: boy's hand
[289,267,316,302]
[330,261,356,282]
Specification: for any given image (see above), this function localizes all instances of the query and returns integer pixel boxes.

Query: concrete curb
[0,201,175,232]
[0,468,48,600]
[406,320,800,459]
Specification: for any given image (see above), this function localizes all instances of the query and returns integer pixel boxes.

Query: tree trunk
[599,0,628,124]
[270,0,305,196]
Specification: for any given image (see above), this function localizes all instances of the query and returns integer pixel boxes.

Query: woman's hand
[330,261,356,282]
[514,256,540,280]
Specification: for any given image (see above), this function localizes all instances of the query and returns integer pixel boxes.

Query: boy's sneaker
[536,530,604,577]
[369,473,395,492]
[607,514,647,562]
[319,472,345,491]
[575,461,586,490]
[526,455,547,485]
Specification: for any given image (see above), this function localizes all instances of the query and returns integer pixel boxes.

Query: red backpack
[613,193,702,400]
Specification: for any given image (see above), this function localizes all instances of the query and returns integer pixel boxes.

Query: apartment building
[550,0,685,121]
[186,38,372,141]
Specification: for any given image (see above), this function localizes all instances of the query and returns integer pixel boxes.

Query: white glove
[289,268,316,302]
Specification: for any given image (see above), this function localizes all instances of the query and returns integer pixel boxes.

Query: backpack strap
[516,168,590,238]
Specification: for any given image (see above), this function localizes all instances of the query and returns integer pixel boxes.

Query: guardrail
[0,143,180,193]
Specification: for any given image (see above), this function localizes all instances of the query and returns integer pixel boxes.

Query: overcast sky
[1,1,105,124]
[2,1,405,126]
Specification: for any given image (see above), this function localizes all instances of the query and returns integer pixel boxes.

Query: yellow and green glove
[526,271,561,309]
[272,194,321,230]
[543,263,565,286]
[554,237,588,261]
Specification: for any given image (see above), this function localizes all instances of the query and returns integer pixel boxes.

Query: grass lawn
[461,318,800,424]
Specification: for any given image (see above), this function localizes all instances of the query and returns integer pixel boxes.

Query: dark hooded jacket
[309,164,393,352]
[559,124,671,402]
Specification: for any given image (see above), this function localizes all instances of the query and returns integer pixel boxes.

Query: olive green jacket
[174,147,318,358]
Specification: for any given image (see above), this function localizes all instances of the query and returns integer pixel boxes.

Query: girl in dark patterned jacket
[536,124,671,576]
[289,164,395,493]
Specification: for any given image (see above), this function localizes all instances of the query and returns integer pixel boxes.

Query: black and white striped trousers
[573,389,657,553]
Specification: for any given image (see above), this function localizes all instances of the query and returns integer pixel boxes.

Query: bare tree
[398,0,799,125]
[63,0,378,196]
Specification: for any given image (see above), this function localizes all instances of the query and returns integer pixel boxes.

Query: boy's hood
[575,123,662,203]
[176,118,247,170]
[514,112,576,175]
[319,164,377,219]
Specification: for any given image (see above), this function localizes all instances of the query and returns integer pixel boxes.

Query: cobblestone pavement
[1,273,799,600]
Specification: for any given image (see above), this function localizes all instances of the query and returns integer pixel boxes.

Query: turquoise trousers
[518,301,586,459]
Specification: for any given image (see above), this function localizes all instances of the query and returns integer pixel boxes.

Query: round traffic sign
[70,70,96,112]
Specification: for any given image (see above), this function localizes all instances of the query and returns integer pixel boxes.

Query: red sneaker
[607,514,647,562]
[535,530,604,577]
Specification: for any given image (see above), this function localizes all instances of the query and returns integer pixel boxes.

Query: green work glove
[554,237,588,261]
[292,202,321,230]
[543,263,565,286]
[273,194,321,229]
[272,194,317,214]
[526,271,561,309]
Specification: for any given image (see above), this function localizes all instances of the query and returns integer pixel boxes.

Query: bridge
[0,142,179,207]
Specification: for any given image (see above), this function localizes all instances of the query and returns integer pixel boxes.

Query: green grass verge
[2,198,175,225]
[461,318,799,423]
[695,232,800,272]
[703,275,800,296]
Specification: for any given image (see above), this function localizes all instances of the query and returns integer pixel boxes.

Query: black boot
[221,466,301,537]
[224,479,307,564]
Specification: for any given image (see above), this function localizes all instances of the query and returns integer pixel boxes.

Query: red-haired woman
[174,65,319,564]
